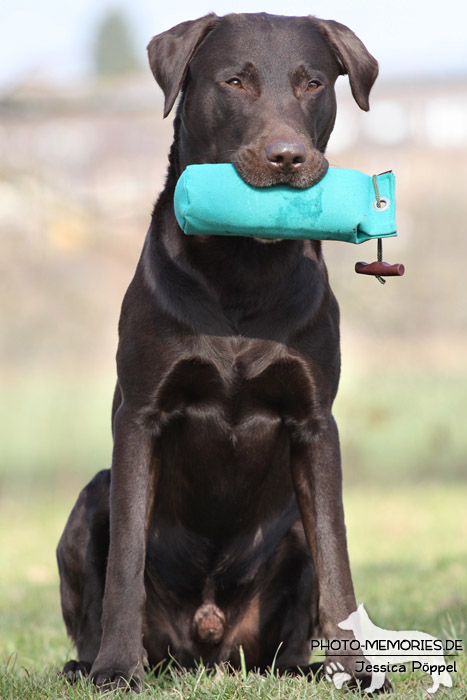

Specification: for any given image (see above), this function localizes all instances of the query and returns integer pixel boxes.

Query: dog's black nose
[265,142,307,169]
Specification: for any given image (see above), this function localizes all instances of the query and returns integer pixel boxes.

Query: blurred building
[1,73,467,371]
[332,77,467,151]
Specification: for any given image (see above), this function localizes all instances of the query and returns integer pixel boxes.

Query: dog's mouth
[232,147,329,243]
[233,146,329,190]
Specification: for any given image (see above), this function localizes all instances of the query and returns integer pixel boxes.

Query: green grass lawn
[1,370,467,489]
[1,485,465,699]
[1,369,465,696]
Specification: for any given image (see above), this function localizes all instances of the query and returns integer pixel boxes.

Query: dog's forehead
[191,13,339,76]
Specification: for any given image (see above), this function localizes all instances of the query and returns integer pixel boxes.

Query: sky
[2,0,467,89]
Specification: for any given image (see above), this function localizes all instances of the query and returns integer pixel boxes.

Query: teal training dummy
[174,164,396,243]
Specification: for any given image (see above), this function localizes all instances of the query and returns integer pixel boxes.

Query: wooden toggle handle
[355,261,405,277]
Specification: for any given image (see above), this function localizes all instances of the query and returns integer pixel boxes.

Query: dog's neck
[148,193,328,340]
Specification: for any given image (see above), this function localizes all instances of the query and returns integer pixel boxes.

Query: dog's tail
[192,602,226,645]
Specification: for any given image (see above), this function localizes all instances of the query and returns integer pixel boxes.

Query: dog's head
[148,13,377,189]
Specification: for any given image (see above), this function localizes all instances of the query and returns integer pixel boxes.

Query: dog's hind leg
[56,470,110,679]
[259,519,320,675]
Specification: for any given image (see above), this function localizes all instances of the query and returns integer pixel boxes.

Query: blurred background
[1,0,466,679]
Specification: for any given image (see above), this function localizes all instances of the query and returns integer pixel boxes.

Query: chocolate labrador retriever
[57,12,380,691]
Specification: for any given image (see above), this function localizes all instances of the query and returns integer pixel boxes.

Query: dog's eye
[307,81,320,91]
[226,78,243,89]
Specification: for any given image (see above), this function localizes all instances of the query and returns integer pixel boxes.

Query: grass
[0,373,114,490]
[1,369,465,696]
[335,370,467,483]
[1,369,467,489]
[2,662,463,700]
[0,485,465,699]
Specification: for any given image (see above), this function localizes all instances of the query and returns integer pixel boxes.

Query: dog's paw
[90,660,144,691]
[91,670,142,691]
[325,661,352,689]
[60,659,91,683]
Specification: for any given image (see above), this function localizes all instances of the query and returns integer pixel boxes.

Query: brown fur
[57,12,384,692]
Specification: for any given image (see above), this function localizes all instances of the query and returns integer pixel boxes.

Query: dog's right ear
[147,14,218,118]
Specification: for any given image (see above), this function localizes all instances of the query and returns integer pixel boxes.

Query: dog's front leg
[290,415,363,677]
[90,405,156,690]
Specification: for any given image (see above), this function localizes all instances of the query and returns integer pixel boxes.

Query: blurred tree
[93,8,141,77]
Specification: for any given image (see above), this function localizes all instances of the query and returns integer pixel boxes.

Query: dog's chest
[151,338,317,532]
[155,337,318,429]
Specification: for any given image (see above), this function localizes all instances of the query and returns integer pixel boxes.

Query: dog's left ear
[148,13,218,118]
[314,19,378,111]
